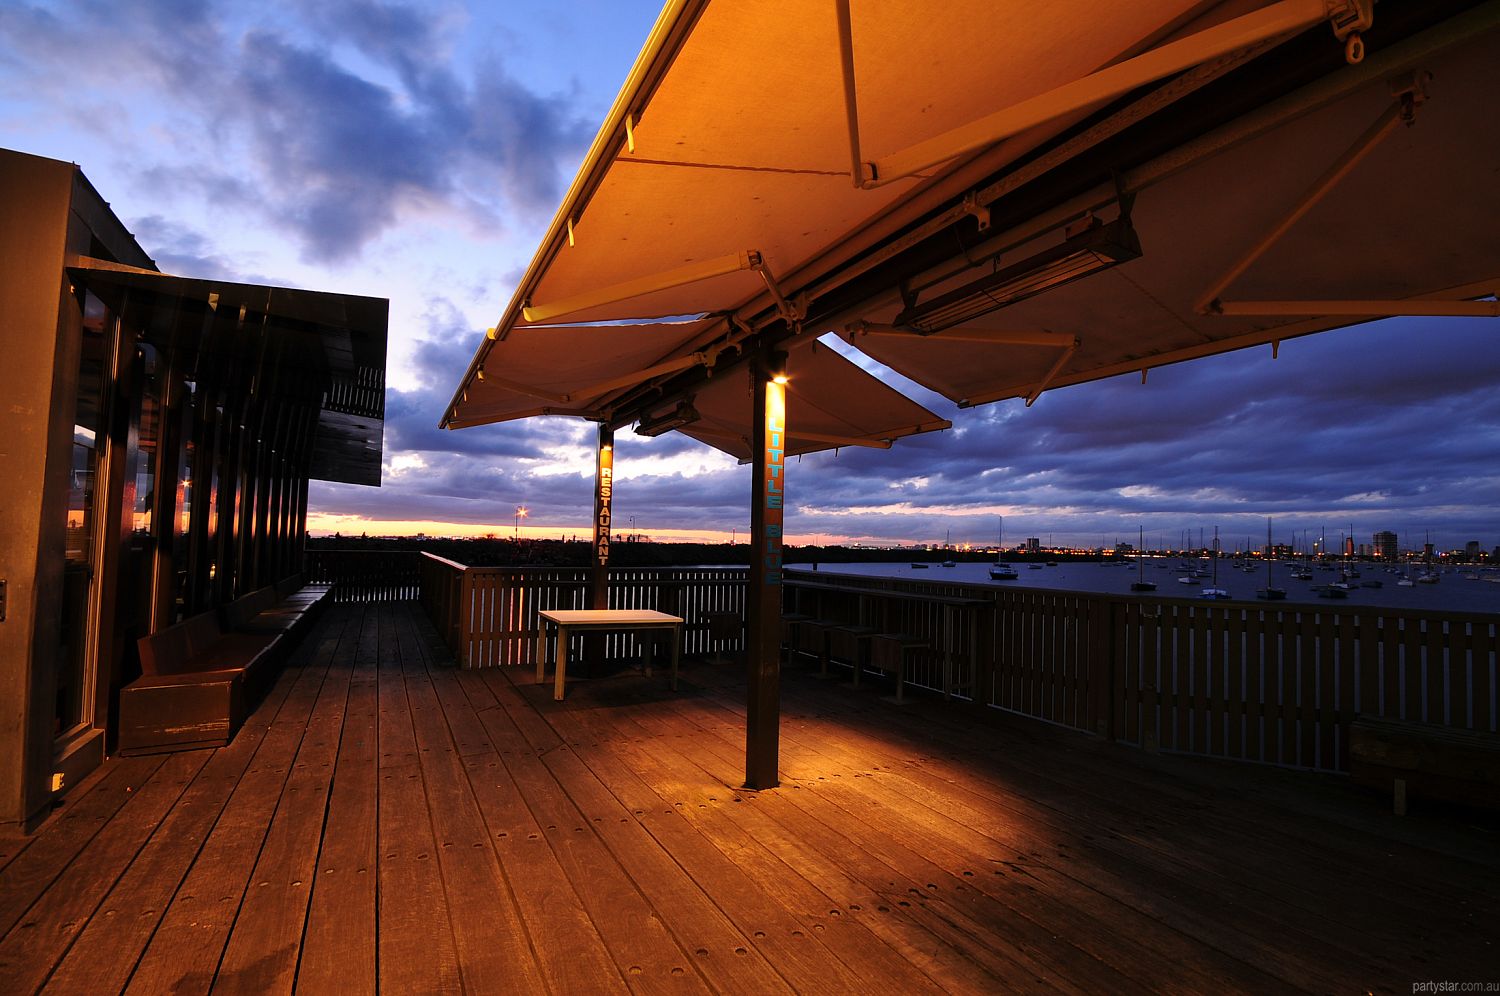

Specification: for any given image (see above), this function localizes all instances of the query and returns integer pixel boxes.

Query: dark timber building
[0,149,387,831]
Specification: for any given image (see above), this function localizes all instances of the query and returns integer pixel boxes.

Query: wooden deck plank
[0,751,206,993]
[7,601,1498,996]
[489,675,941,996]
[552,687,1033,994]
[297,606,379,996]
[697,660,1500,919]
[210,607,360,994]
[683,664,1500,981]
[468,674,804,994]
[0,755,166,943]
[660,684,1208,995]
[447,670,630,994]
[374,603,464,995]
[389,604,548,995]
[486,672,984,996]
[121,625,343,996]
[463,684,711,995]
[39,650,306,996]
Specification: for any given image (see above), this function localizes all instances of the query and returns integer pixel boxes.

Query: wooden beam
[745,352,786,789]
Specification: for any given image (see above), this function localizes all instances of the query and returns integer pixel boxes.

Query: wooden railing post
[457,567,472,668]
[1090,598,1119,741]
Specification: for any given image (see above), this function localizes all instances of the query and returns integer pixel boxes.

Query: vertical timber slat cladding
[1273,607,1292,767]
[1426,615,1447,727]
[1227,607,1245,760]
[1449,618,1470,731]
[1477,620,1496,733]
[1404,614,1424,724]
[1242,608,1263,764]
[1337,612,1357,769]
[1121,600,1140,746]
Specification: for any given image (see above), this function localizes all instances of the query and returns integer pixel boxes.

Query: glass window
[57,289,110,735]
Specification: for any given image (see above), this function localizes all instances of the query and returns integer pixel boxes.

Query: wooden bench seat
[828,624,875,681]
[1349,716,1500,814]
[119,578,331,755]
[789,618,840,674]
[866,633,929,703]
[700,610,742,664]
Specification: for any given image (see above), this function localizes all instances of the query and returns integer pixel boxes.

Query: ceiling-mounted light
[635,398,700,437]
[895,214,1142,334]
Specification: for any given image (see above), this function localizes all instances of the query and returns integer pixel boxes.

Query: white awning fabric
[445,0,1500,436]
[452,318,951,458]
[677,339,953,461]
[447,318,717,428]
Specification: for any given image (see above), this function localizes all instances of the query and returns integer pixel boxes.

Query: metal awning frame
[838,0,1372,187]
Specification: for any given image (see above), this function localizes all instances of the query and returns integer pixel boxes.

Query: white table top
[538,609,684,625]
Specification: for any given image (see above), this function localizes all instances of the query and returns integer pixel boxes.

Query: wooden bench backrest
[274,574,307,601]
[138,611,225,676]
[222,587,277,630]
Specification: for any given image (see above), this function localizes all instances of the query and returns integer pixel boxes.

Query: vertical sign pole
[590,422,614,610]
[746,352,787,789]
[586,423,613,673]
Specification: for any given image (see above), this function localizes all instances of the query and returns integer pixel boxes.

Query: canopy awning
[452,317,951,458]
[449,317,718,428]
[444,0,1499,436]
[67,257,388,486]
[676,339,952,461]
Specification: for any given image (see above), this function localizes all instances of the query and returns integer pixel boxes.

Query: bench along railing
[304,548,423,601]
[784,569,1499,775]
[419,553,748,668]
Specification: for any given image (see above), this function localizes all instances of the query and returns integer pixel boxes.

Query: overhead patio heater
[635,398,701,437]
[894,213,1142,334]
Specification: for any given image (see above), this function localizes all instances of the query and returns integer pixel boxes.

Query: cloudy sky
[3,0,1495,552]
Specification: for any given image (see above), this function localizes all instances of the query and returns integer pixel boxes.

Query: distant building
[1343,536,1354,558]
[1026,537,1040,553]
[1374,531,1397,561]
[1465,540,1481,561]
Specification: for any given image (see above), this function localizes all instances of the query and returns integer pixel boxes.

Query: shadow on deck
[2,601,1496,994]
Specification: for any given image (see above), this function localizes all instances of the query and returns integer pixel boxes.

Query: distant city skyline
[3,1,1495,552]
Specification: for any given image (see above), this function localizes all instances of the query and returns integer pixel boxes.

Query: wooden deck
[2,601,1496,994]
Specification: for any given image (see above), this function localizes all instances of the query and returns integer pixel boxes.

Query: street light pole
[515,505,528,541]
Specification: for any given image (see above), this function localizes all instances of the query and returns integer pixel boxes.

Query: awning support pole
[1196,98,1404,314]
[584,423,615,674]
[1212,298,1500,318]
[745,351,787,790]
[590,423,614,611]
[1024,337,1081,407]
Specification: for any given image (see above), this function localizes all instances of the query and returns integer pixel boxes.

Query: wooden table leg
[554,626,569,701]
[643,633,654,677]
[536,624,549,684]
[671,624,681,691]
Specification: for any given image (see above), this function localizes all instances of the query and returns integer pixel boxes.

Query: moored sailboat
[989,517,1018,580]
[1130,526,1156,592]
[1256,517,1286,600]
